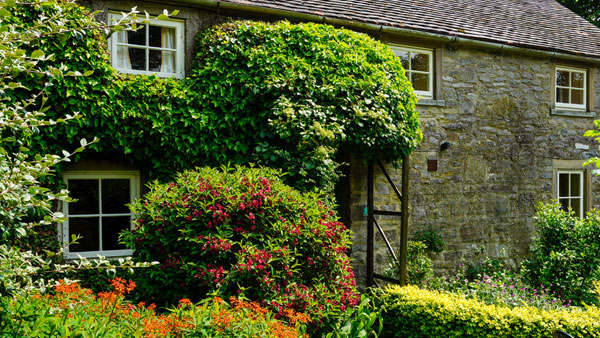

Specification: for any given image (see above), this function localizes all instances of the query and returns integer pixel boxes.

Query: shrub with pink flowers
[122,166,359,331]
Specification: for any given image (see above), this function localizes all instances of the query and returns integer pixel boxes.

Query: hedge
[376,285,600,338]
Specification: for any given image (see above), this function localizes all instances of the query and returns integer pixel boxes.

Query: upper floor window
[61,171,139,258]
[108,13,185,78]
[555,66,586,111]
[391,46,434,99]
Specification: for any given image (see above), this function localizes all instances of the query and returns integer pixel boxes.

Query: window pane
[559,198,569,212]
[570,173,581,196]
[116,46,131,69]
[556,70,569,87]
[559,173,569,197]
[70,217,99,252]
[572,89,584,105]
[102,179,130,214]
[411,53,429,72]
[149,25,162,47]
[395,50,409,70]
[68,179,98,215]
[556,87,569,104]
[115,31,128,44]
[102,216,130,251]
[149,50,162,72]
[149,26,176,48]
[572,198,581,218]
[572,72,584,88]
[160,51,176,73]
[126,25,146,46]
[412,73,430,92]
[128,47,146,71]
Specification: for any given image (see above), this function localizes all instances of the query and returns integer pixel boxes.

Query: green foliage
[522,202,600,305]
[384,240,433,286]
[188,21,421,192]
[1,279,308,337]
[121,166,359,332]
[464,245,509,281]
[0,0,93,243]
[376,285,600,338]
[15,4,421,196]
[0,243,152,297]
[0,0,168,298]
[414,225,444,253]
[421,248,569,310]
[557,0,600,27]
[325,295,382,338]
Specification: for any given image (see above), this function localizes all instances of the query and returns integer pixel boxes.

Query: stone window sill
[551,109,596,118]
[417,99,445,107]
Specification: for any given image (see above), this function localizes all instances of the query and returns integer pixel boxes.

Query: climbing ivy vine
[16,3,422,195]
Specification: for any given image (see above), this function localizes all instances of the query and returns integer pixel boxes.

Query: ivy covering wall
[15,2,421,194]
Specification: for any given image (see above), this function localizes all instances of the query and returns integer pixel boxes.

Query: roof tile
[221,0,600,58]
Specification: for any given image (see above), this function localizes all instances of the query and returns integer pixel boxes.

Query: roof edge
[173,0,600,64]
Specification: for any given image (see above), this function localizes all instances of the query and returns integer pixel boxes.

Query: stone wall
[349,44,600,286]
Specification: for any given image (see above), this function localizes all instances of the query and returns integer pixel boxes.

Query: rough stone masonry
[349,43,600,285]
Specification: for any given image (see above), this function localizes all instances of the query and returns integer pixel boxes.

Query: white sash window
[109,13,185,78]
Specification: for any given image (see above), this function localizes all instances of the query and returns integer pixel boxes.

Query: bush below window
[522,202,600,305]
[122,166,359,333]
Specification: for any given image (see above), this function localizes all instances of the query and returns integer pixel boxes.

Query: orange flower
[178,298,192,307]
[282,308,311,325]
[110,277,136,295]
[55,280,81,295]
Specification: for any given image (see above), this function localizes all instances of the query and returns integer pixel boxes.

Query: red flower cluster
[124,167,360,331]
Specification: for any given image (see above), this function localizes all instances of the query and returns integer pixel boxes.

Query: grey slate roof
[220,0,600,58]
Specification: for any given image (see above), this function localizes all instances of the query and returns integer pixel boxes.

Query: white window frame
[555,66,587,111]
[61,171,139,259]
[390,45,434,99]
[108,13,185,79]
[556,170,584,218]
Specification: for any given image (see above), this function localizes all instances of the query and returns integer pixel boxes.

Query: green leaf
[31,50,45,59]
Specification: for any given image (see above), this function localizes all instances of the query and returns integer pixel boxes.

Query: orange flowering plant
[0,279,306,337]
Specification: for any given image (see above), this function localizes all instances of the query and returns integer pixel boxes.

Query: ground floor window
[61,171,139,258]
[553,160,591,219]
[557,170,584,218]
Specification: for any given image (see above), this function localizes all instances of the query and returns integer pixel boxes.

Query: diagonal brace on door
[367,154,410,287]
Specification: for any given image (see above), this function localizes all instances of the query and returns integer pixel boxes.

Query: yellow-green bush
[376,285,600,338]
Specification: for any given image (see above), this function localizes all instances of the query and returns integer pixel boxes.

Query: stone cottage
[70,0,600,284]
